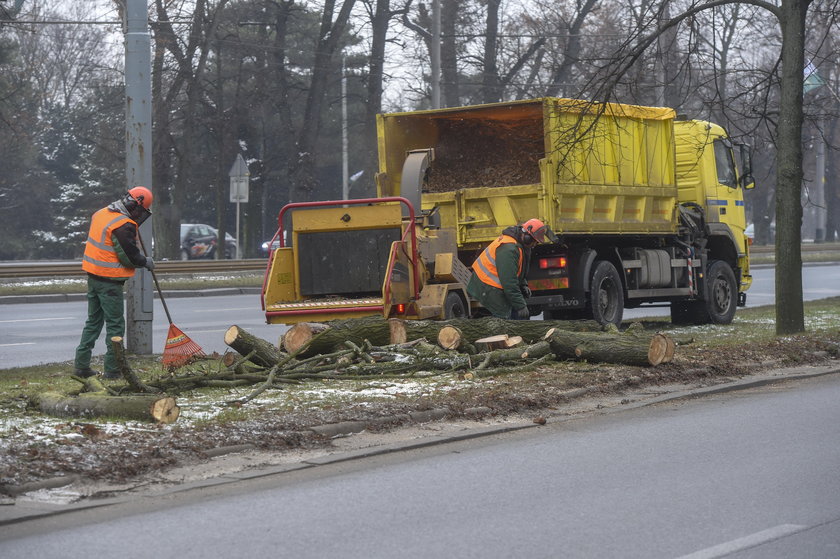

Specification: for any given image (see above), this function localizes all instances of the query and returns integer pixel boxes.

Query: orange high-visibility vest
[81,208,136,279]
[471,235,523,289]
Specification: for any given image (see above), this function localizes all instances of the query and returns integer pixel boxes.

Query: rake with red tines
[138,234,205,368]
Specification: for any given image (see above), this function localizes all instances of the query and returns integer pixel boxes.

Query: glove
[514,306,530,320]
[144,256,155,271]
[521,285,532,299]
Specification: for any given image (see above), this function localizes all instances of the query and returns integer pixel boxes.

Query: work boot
[74,368,99,378]
[102,371,122,380]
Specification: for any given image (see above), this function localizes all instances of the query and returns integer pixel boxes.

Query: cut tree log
[224,325,284,367]
[31,392,179,423]
[474,334,523,352]
[390,317,602,347]
[281,322,331,353]
[388,318,408,344]
[437,326,463,350]
[279,316,396,358]
[474,340,552,370]
[544,328,675,366]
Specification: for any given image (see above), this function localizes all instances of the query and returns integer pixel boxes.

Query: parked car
[180,223,237,260]
[260,231,288,257]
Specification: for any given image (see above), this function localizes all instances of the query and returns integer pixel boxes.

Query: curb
[1,363,838,527]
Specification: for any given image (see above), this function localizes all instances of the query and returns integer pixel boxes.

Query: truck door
[710,138,747,237]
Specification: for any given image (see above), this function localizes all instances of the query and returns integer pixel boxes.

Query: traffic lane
[623,264,839,320]
[0,295,287,368]
[2,374,838,557]
[3,263,840,367]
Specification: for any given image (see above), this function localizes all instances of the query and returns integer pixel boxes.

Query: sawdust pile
[425,118,545,192]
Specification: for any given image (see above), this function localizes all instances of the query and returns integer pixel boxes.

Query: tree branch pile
[29,318,677,421]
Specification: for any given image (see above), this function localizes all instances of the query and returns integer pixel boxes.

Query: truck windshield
[713,139,737,188]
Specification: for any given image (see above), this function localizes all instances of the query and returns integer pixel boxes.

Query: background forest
[0,0,838,260]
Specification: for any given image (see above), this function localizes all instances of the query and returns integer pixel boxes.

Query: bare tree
[289,0,358,199]
[150,0,230,259]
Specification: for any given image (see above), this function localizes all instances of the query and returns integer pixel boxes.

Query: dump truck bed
[376,98,679,248]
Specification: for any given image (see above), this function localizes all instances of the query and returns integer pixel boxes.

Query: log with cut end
[474,334,523,352]
[225,325,283,367]
[281,316,398,358]
[437,326,463,350]
[31,392,179,423]
[544,328,675,366]
[390,316,602,347]
[281,322,331,353]
[473,340,554,370]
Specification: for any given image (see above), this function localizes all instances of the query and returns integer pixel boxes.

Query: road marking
[676,524,809,559]
[0,316,75,324]
[0,342,37,347]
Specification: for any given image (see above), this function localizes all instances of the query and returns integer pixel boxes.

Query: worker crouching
[467,219,552,320]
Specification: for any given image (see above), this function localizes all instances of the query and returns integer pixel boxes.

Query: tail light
[396,303,406,314]
[539,256,567,269]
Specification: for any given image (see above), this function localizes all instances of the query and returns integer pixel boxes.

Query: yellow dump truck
[262,97,753,326]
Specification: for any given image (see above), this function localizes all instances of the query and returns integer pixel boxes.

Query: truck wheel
[180,249,190,260]
[589,260,624,326]
[705,260,737,324]
[443,292,467,319]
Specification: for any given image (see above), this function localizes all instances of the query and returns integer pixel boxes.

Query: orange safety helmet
[128,186,153,209]
[521,218,547,243]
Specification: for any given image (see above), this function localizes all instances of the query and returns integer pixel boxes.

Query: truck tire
[705,260,737,324]
[589,260,624,326]
[180,249,190,260]
[443,291,467,319]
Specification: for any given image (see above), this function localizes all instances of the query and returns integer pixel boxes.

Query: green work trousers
[74,275,126,373]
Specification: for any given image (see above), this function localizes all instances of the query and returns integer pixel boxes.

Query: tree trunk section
[545,329,673,366]
[394,317,602,347]
[437,326,463,350]
[282,322,331,353]
[285,316,398,357]
[31,392,179,423]
[224,325,283,367]
[774,0,808,334]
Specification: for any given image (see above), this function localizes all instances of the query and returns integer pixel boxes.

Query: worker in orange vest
[74,187,154,379]
[467,219,552,319]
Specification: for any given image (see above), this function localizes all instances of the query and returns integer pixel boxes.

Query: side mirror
[737,143,753,188]
[740,173,755,190]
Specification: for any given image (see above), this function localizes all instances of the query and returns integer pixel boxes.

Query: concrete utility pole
[341,57,349,200]
[124,0,154,354]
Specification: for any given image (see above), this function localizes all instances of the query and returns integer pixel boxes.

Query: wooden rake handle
[136,231,174,325]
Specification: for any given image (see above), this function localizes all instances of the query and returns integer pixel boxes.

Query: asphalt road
[1,373,838,557]
[1,264,839,369]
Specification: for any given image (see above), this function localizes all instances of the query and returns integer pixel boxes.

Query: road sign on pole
[229,154,250,259]
[229,153,250,202]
